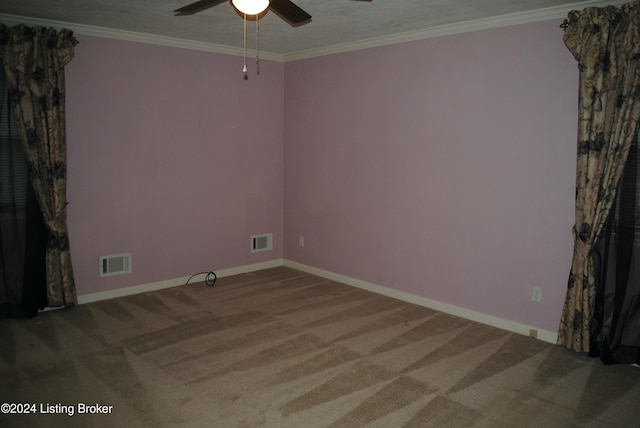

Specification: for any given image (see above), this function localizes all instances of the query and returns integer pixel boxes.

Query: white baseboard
[283,259,559,344]
[77,259,284,304]
[76,257,558,344]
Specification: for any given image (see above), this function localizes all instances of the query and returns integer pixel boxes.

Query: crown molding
[0,13,286,62]
[284,0,628,61]
[0,0,627,63]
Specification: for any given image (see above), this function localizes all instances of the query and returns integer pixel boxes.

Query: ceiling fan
[174,0,373,27]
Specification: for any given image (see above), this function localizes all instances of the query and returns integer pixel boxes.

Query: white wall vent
[251,233,273,253]
[100,253,132,277]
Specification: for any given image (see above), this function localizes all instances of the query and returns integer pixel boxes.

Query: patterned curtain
[0,24,78,307]
[558,2,640,352]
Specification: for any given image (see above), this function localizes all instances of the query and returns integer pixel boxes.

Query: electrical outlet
[532,286,542,302]
[298,235,304,247]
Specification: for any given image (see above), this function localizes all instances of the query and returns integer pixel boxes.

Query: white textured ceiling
[0,0,623,58]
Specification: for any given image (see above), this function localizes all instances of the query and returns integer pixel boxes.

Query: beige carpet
[1,267,639,427]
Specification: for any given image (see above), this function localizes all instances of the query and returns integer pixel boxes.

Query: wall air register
[100,253,132,277]
[251,233,272,253]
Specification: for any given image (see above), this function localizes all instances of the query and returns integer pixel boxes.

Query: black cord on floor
[185,271,217,287]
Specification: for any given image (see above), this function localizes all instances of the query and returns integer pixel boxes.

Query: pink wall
[66,36,285,295]
[283,20,578,332]
[64,20,579,333]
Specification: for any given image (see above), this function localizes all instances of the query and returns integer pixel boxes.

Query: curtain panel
[0,23,78,307]
[558,2,640,352]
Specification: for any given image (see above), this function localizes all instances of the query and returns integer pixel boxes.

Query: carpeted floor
[1,267,639,427]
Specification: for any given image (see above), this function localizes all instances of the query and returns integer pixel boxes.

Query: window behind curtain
[591,121,640,364]
[0,67,29,213]
[612,126,640,234]
[0,64,48,318]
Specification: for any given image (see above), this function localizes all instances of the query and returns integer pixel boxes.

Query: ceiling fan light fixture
[231,0,270,15]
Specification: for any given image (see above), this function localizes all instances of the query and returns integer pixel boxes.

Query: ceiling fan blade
[269,0,312,27]
[174,0,228,16]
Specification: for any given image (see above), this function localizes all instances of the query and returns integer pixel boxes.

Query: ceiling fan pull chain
[256,17,260,76]
[243,13,248,80]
